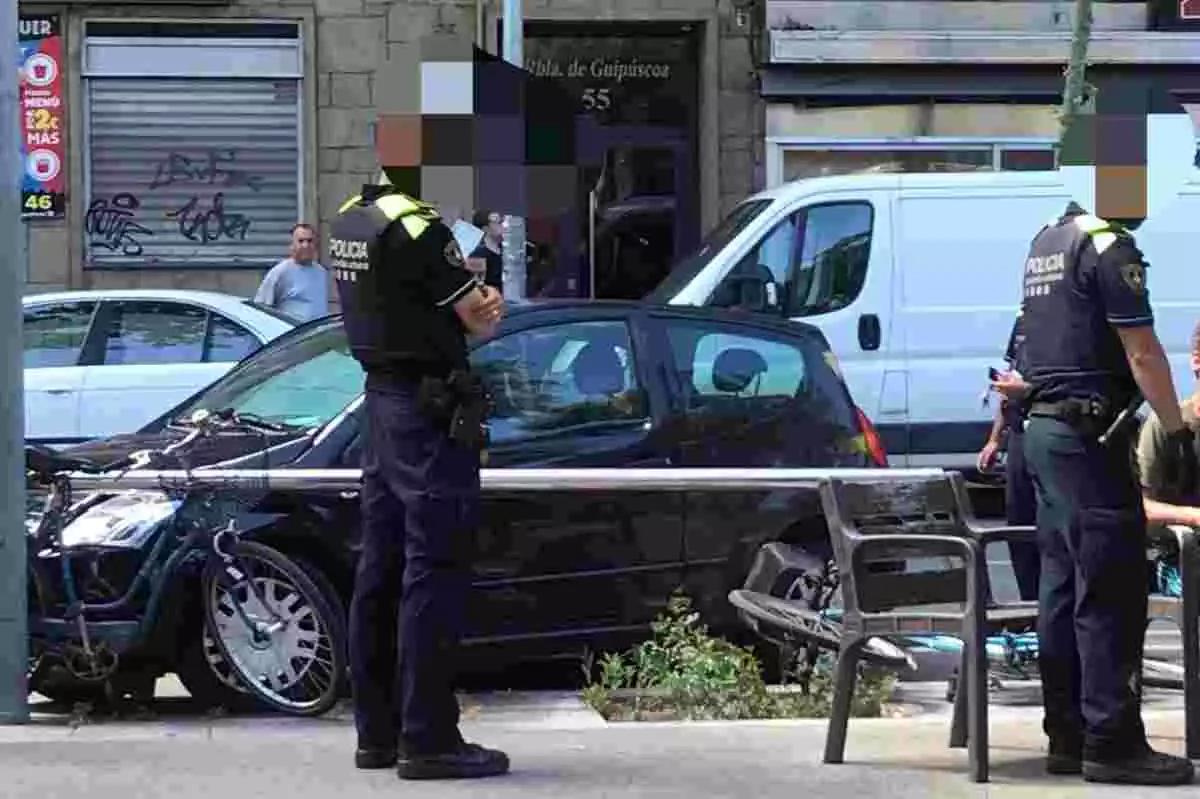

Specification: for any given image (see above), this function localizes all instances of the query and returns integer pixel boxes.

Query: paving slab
[2,687,1195,799]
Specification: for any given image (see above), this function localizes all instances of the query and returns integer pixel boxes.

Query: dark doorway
[495,21,702,299]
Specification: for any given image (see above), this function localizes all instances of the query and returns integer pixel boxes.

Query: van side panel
[893,188,1073,468]
[1135,185,1200,401]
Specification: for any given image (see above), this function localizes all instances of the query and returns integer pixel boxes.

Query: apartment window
[82,21,303,270]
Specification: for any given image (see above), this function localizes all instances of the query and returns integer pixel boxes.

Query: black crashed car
[52,300,887,699]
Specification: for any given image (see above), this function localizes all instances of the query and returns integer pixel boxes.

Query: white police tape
[64,467,948,494]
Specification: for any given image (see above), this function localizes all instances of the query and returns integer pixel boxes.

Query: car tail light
[855,407,888,467]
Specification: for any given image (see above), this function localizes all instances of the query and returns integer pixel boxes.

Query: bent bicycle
[730,539,1189,696]
[25,409,347,716]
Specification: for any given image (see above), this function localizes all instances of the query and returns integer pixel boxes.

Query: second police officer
[327,169,510,781]
[977,312,1041,602]
[992,202,1198,785]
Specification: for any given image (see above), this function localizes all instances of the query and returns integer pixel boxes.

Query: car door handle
[45,389,72,395]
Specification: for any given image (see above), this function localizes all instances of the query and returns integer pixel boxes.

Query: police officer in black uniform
[978,313,1040,601]
[329,169,509,781]
[992,202,1198,785]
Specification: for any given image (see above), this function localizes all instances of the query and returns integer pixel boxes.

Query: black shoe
[355,747,398,769]
[1083,745,1196,786]
[396,742,510,780]
[1046,740,1083,775]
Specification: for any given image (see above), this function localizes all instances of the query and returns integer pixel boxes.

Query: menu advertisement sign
[18,14,66,220]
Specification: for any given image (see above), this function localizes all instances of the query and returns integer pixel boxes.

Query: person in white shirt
[254,223,330,322]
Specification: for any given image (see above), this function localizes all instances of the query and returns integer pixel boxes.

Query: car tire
[202,540,347,716]
[740,538,835,683]
[177,552,349,712]
[175,634,265,714]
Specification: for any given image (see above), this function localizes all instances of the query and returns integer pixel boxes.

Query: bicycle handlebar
[25,409,239,486]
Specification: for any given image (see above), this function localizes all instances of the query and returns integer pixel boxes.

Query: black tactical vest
[328,187,462,377]
[1019,210,1137,404]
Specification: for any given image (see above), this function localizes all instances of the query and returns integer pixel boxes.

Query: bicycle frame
[27,416,277,680]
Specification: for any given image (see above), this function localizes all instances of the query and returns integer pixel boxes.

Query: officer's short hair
[471,210,495,228]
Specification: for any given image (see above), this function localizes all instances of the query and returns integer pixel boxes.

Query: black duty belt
[1028,397,1113,425]
[1027,395,1108,419]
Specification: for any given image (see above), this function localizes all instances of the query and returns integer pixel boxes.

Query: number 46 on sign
[24,193,57,215]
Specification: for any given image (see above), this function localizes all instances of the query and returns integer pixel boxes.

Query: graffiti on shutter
[85,78,300,269]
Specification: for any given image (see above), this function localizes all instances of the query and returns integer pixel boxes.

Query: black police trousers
[348,381,480,755]
[1005,426,1041,602]
[1023,415,1148,760]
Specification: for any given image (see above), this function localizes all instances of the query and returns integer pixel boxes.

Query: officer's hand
[989,371,1031,401]
[977,438,1001,473]
[1163,426,1199,503]
[476,285,504,324]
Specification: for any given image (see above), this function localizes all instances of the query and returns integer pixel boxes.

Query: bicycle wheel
[728,589,915,670]
[1141,657,1184,691]
[202,540,346,717]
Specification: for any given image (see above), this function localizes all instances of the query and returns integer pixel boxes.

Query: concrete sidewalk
[2,686,1195,799]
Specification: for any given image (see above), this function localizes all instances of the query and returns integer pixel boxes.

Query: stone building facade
[18,0,765,301]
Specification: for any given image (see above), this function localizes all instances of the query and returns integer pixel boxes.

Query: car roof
[500,298,828,340]
[288,299,829,348]
[21,288,297,332]
[26,288,252,310]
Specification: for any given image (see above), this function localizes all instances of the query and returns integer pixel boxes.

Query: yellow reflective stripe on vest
[399,216,430,239]
[337,194,363,214]
[375,194,420,219]
[374,193,434,239]
[1073,214,1112,235]
[1092,231,1118,255]
[1072,214,1123,254]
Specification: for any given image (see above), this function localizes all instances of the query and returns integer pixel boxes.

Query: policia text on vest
[329,237,369,280]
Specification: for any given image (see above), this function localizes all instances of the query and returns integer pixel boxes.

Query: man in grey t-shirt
[254,223,330,322]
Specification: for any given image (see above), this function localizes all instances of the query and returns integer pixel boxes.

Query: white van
[649,168,1200,470]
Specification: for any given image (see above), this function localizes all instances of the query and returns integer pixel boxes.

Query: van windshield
[645,199,772,303]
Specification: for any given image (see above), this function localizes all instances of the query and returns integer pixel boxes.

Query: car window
[206,314,260,363]
[24,301,97,368]
[663,319,859,434]
[789,202,874,316]
[98,300,208,365]
[645,198,772,303]
[707,202,875,318]
[471,320,647,444]
[709,212,797,313]
[177,322,363,430]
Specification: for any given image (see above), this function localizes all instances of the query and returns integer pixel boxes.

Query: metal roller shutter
[85,77,300,270]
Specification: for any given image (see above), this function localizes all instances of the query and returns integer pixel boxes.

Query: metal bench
[818,473,1038,783]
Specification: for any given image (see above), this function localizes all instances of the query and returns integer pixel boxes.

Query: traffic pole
[0,0,30,725]
[499,0,526,300]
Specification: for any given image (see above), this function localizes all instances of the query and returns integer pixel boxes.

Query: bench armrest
[963,523,1038,547]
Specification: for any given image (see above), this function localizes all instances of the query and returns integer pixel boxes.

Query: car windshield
[644,199,772,303]
[175,321,364,431]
